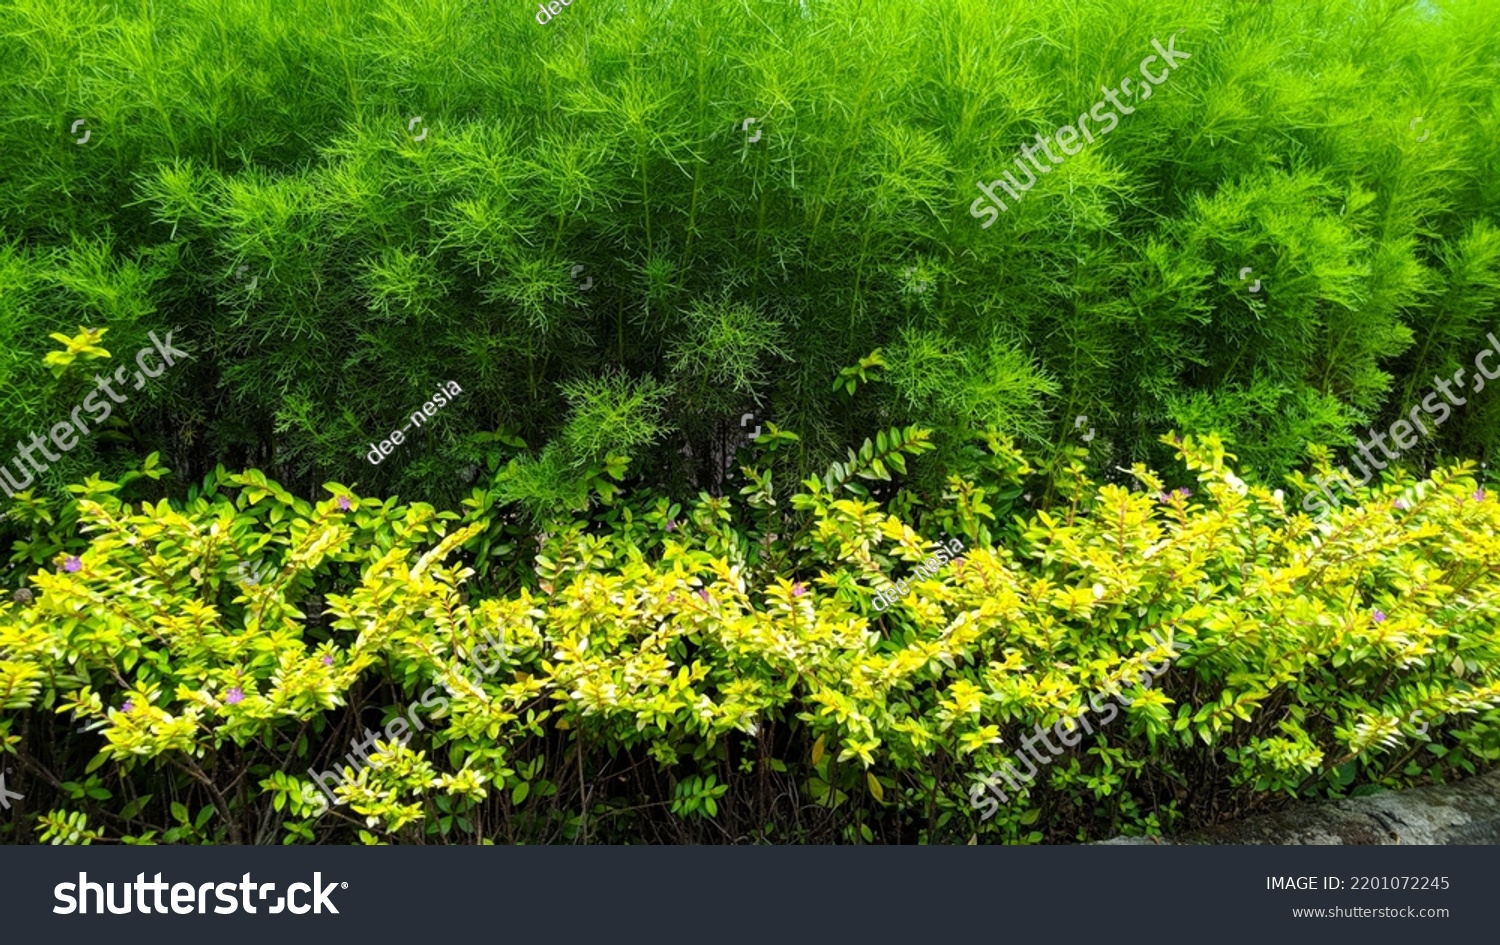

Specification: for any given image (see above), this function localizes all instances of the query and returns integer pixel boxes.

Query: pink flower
[322,654,334,666]
[665,519,677,532]
[63,556,82,573]
[1394,499,1408,510]
[667,593,676,603]
[225,687,245,705]
[337,496,352,511]
[698,588,710,603]
[792,582,806,598]
[121,700,134,713]
[1475,489,1486,502]
[1373,609,1387,624]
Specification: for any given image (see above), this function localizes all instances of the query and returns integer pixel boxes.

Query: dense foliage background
[2,0,1500,509]
[1,0,1498,843]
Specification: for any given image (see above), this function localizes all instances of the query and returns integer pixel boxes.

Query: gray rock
[1100,767,1500,845]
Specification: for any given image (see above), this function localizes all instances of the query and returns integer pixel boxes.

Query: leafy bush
[2,434,1496,844]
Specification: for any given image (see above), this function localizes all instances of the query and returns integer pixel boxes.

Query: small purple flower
[667,592,676,603]
[1394,499,1408,510]
[63,556,82,573]
[1175,488,1192,500]
[792,582,806,598]
[698,588,710,603]
[337,496,352,511]
[322,654,334,666]
[225,687,245,705]
[1373,609,1387,624]
[121,700,134,713]
[1475,489,1486,502]
[665,519,677,533]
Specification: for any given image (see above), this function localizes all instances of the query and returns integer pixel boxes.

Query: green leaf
[120,795,153,820]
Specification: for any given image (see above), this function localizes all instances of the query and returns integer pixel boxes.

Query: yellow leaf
[866,771,884,803]
[811,734,825,766]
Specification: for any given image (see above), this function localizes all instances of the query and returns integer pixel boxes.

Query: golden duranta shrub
[1,435,1497,843]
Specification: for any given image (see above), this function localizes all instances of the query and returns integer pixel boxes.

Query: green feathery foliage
[0,0,1497,525]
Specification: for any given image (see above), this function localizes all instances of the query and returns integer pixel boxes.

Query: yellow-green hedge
[1,434,1497,844]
